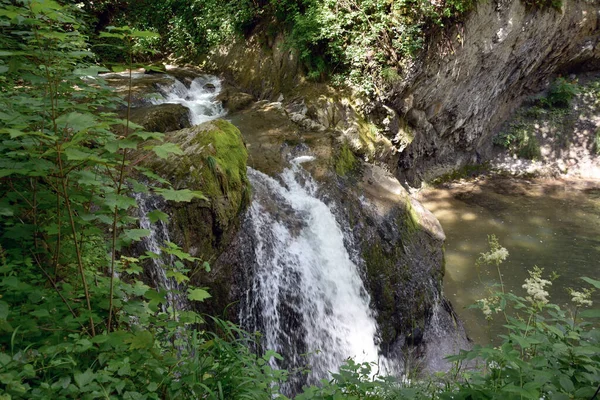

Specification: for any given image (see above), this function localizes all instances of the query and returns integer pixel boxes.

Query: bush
[541,77,579,108]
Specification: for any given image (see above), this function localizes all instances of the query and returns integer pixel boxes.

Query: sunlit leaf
[155,188,206,202]
[187,288,211,302]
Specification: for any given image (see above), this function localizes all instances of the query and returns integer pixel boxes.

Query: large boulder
[144,120,250,316]
[128,103,191,133]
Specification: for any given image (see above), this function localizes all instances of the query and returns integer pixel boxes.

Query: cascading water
[135,74,227,312]
[136,193,188,315]
[152,75,226,125]
[241,156,386,390]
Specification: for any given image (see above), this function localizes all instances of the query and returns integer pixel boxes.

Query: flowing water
[152,75,226,125]
[136,193,189,315]
[135,74,225,313]
[418,178,600,344]
[241,157,384,390]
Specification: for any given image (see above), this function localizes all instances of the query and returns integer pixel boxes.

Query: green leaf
[558,375,574,393]
[131,130,164,140]
[56,112,98,133]
[167,271,189,284]
[581,277,600,289]
[579,309,600,318]
[31,309,50,318]
[148,142,183,159]
[156,188,206,202]
[187,288,211,302]
[0,302,8,319]
[130,29,160,38]
[74,369,95,388]
[64,147,103,162]
[104,138,138,153]
[147,210,168,223]
[125,330,154,350]
[122,229,151,242]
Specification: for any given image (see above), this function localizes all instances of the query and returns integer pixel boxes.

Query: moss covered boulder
[145,119,250,316]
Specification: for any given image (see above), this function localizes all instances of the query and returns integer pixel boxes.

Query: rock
[203,83,216,92]
[203,31,300,100]
[219,90,254,112]
[101,72,174,107]
[127,103,191,133]
[143,120,250,318]
[165,65,206,87]
[391,0,600,185]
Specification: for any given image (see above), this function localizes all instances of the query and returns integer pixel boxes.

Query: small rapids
[153,75,226,125]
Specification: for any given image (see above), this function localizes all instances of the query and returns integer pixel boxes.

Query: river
[418,177,600,344]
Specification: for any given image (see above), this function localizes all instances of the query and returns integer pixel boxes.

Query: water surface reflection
[418,177,600,344]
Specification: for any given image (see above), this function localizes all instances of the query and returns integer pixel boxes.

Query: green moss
[188,119,251,225]
[362,244,401,343]
[334,142,359,176]
[146,120,250,260]
[429,162,490,185]
[357,120,378,158]
[403,199,420,237]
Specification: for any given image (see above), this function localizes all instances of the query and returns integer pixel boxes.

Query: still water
[418,177,600,344]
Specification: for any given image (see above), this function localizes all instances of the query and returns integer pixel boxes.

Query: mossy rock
[142,119,251,318]
[334,141,359,176]
[147,119,250,261]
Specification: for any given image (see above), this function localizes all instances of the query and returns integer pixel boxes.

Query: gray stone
[127,103,191,133]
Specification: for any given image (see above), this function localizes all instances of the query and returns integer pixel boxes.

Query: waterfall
[136,192,188,315]
[241,156,384,390]
[152,75,226,125]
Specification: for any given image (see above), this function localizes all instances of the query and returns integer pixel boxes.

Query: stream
[418,177,600,344]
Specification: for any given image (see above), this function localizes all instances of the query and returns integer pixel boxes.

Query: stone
[391,0,600,185]
[221,91,254,112]
[142,120,250,319]
[127,103,191,133]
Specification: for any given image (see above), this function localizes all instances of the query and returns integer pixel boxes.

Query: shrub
[541,77,579,108]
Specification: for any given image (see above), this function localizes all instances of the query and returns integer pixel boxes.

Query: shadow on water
[418,177,600,344]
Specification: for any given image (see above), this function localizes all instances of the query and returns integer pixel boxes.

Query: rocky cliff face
[388,0,600,185]
[205,0,600,186]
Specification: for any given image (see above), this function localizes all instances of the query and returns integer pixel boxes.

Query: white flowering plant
[447,237,600,399]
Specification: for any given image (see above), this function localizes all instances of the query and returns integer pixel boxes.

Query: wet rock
[217,89,255,112]
[101,72,174,107]
[143,120,250,318]
[127,103,191,133]
[203,83,216,93]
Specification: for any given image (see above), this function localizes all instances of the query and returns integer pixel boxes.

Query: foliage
[494,122,542,160]
[540,77,579,109]
[0,1,279,399]
[281,0,479,93]
[447,238,600,400]
[79,0,481,93]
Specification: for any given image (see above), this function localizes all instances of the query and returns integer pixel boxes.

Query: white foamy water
[135,193,188,315]
[152,76,226,125]
[243,157,381,385]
